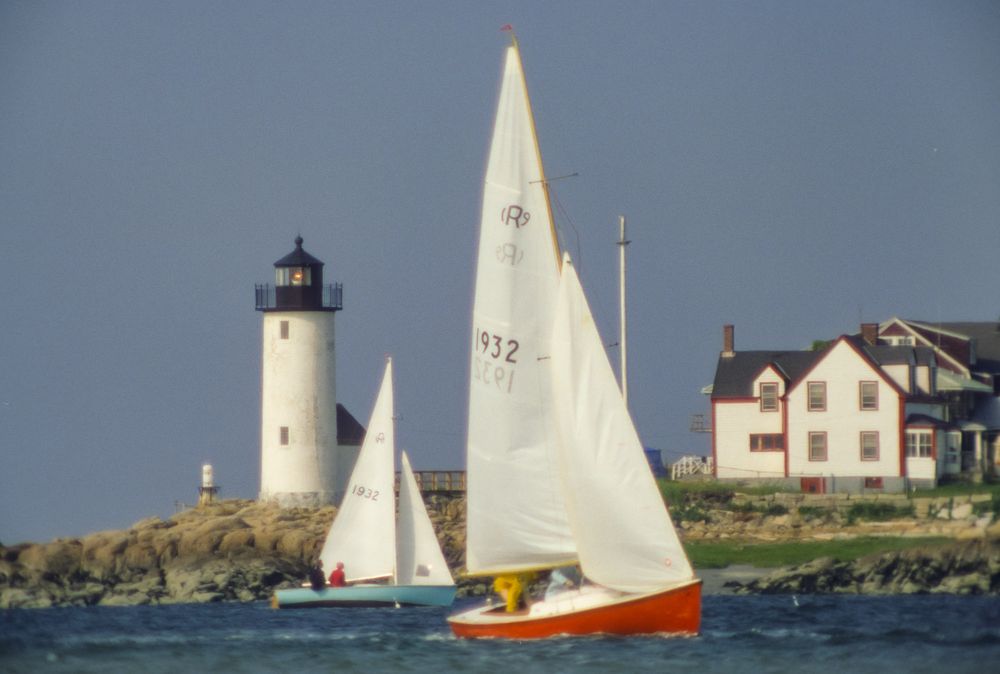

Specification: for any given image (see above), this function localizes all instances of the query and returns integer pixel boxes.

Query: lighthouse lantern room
[256,236,356,507]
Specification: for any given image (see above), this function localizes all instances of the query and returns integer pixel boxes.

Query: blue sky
[2,1,998,544]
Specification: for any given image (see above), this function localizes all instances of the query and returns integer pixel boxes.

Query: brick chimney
[722,324,735,358]
[861,323,879,346]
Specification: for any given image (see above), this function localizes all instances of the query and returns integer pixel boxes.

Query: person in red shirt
[328,561,346,587]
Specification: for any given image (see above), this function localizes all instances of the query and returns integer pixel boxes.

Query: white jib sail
[465,42,576,575]
[396,451,454,586]
[319,358,397,584]
[551,256,695,593]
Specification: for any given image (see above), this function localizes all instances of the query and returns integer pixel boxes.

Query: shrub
[796,505,828,520]
[972,494,1000,521]
[730,501,789,517]
[671,503,711,524]
[845,501,914,525]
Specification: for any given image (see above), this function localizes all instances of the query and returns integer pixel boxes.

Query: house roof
[711,320,1000,402]
[712,335,919,400]
[336,404,365,445]
[862,344,914,366]
[895,319,1000,375]
[937,369,994,393]
[712,350,820,398]
[905,413,957,430]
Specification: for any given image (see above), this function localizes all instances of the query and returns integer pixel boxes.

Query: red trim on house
[710,402,718,478]
[750,363,784,388]
[898,394,906,477]
[712,396,758,404]
[787,335,909,400]
[782,393,789,477]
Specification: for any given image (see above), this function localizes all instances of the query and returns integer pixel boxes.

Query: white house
[709,321,1000,493]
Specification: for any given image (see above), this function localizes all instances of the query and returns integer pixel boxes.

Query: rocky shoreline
[2,495,999,609]
[0,497,473,609]
[726,538,1000,595]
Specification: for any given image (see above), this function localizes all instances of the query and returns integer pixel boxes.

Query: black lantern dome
[255,236,342,312]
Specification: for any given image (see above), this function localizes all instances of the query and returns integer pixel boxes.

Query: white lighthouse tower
[256,236,359,507]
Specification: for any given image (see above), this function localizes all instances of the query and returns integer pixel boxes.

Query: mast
[617,215,630,408]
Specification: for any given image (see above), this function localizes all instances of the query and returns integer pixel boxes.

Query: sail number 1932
[351,484,379,501]
[473,327,519,394]
[475,328,519,363]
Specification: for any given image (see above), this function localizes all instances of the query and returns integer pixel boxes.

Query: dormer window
[760,383,778,412]
[276,266,312,287]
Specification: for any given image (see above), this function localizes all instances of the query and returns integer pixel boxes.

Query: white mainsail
[550,255,694,593]
[319,358,397,583]
[465,41,576,574]
[396,451,454,586]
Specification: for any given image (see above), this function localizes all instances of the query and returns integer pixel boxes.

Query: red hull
[449,580,701,639]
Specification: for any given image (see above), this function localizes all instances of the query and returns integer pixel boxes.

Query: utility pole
[617,215,630,408]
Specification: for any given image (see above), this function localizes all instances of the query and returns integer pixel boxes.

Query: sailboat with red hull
[448,37,701,639]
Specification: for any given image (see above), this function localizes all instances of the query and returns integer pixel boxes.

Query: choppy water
[2,595,999,673]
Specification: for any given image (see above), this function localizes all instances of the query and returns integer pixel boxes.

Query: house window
[808,432,827,461]
[859,381,878,410]
[750,433,784,452]
[808,382,826,411]
[905,431,932,458]
[760,383,779,412]
[864,477,884,489]
[860,431,879,461]
[279,426,289,446]
[280,320,289,340]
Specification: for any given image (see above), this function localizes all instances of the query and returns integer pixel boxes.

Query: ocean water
[2,596,999,673]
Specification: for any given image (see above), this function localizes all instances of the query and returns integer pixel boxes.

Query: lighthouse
[255,236,363,507]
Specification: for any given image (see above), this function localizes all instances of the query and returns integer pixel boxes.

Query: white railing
[670,455,714,480]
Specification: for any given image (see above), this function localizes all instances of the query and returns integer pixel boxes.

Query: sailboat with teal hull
[273,358,456,608]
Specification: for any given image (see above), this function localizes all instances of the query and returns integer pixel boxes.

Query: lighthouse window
[280,426,289,445]
[275,267,312,287]
[280,321,289,339]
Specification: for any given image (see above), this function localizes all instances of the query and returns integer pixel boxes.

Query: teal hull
[272,584,456,609]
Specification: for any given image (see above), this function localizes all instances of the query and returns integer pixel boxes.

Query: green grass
[912,481,1000,498]
[657,480,734,505]
[685,536,952,569]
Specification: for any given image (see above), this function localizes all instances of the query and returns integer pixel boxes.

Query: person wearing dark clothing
[308,561,326,590]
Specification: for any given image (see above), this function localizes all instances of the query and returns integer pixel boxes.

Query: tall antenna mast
[617,215,630,408]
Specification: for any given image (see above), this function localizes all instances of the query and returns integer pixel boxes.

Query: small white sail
[465,42,576,574]
[550,255,694,593]
[396,452,454,586]
[319,358,397,583]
